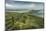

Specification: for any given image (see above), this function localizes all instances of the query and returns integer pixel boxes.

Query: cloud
[6,0,44,10]
[6,4,16,9]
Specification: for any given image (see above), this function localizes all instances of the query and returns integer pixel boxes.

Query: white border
[0,0,5,31]
[0,0,46,31]
[14,0,44,2]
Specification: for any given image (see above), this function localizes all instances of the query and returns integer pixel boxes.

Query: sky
[6,0,44,10]
[5,0,44,17]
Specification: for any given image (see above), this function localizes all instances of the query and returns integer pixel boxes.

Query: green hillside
[5,12,44,30]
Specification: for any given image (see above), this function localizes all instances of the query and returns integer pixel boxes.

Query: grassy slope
[5,12,44,30]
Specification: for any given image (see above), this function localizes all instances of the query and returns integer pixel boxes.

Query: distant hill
[5,9,44,17]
